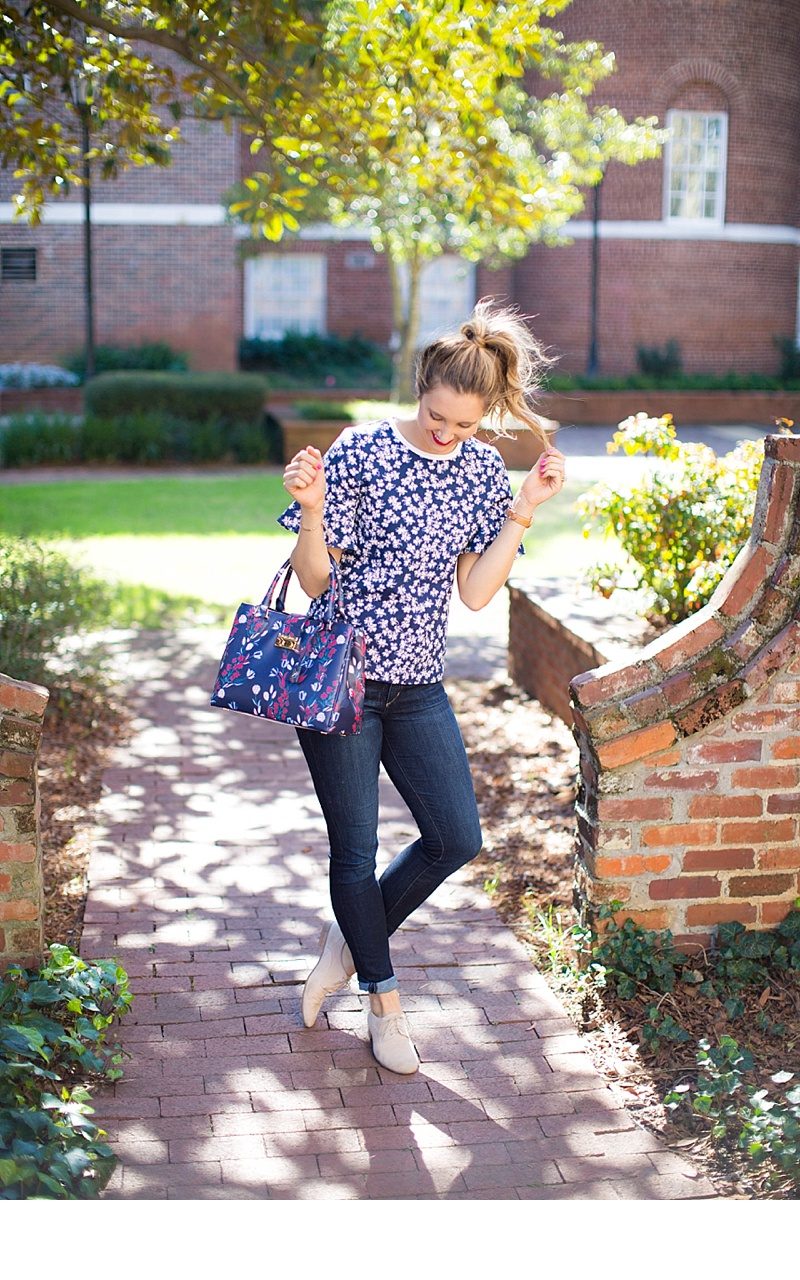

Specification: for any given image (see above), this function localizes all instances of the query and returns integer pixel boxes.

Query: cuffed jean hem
[358,975,399,994]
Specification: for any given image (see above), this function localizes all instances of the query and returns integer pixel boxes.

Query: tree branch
[42,0,265,124]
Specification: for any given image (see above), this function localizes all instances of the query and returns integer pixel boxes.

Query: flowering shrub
[0,363,79,389]
[576,412,766,624]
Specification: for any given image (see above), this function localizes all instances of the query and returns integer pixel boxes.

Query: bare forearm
[289,504,331,598]
[460,445,568,609]
[460,519,530,609]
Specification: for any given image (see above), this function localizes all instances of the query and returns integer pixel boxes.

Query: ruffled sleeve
[277,426,363,552]
[464,447,525,557]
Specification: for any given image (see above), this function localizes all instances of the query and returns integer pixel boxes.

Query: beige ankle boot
[301,919,355,1028]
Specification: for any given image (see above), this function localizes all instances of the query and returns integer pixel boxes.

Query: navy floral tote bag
[210,555,366,735]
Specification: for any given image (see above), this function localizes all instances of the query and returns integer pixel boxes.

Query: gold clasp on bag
[276,632,300,651]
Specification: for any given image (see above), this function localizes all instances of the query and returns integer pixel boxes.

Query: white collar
[388,418,464,461]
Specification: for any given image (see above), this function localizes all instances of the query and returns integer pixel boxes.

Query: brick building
[1,0,798,376]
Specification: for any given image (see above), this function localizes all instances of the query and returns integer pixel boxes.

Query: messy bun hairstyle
[414,297,556,450]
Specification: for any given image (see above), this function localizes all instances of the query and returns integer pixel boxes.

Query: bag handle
[260,553,343,625]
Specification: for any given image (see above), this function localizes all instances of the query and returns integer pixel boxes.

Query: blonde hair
[414,297,557,450]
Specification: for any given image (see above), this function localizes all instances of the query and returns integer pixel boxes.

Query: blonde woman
[279,299,566,1073]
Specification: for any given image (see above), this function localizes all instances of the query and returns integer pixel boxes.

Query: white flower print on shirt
[278,418,523,684]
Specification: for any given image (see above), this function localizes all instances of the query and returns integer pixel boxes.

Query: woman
[279,298,566,1074]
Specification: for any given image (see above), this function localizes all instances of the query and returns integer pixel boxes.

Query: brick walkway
[83,625,717,1200]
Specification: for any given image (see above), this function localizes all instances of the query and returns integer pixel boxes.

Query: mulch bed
[33,669,797,1198]
[449,676,799,1201]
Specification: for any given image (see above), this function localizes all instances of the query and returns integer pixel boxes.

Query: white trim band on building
[0,202,228,226]
[564,220,800,244]
[284,220,800,245]
[1,203,799,244]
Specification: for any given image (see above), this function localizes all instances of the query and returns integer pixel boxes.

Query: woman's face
[416,384,486,453]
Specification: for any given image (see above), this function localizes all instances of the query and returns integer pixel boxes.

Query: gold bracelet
[300,522,323,532]
[506,507,533,529]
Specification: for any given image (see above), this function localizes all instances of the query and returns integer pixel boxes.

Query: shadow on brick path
[82,627,718,1200]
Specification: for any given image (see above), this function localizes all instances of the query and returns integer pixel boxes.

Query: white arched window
[663,109,728,224]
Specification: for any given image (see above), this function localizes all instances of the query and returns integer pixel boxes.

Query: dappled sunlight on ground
[79,627,716,1200]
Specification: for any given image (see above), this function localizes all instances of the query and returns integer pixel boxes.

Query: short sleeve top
[277,417,523,684]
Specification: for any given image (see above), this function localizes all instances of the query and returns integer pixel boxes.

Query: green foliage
[0,536,112,685]
[240,330,391,383]
[545,370,800,391]
[0,412,80,466]
[1,2,347,223]
[64,341,188,382]
[531,903,602,998]
[591,903,800,1051]
[775,337,800,382]
[708,917,800,1020]
[0,407,283,467]
[227,2,665,397]
[640,1006,691,1051]
[636,339,683,378]
[0,943,132,1199]
[665,1037,800,1186]
[84,372,268,426]
[592,906,685,1000]
[576,411,765,623]
[230,2,664,253]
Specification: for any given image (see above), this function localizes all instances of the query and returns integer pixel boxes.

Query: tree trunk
[387,248,423,404]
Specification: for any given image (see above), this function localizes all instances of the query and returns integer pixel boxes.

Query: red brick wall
[543,389,800,427]
[0,675,49,973]
[569,431,800,949]
[516,0,800,375]
[515,240,799,377]
[241,236,394,344]
[1,96,240,371]
[509,589,608,724]
[0,222,239,371]
[1,2,797,375]
[0,116,237,205]
[542,0,800,226]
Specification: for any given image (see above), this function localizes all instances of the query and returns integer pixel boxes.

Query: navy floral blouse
[277,418,523,684]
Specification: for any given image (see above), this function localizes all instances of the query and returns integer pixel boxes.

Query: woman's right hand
[283,445,325,511]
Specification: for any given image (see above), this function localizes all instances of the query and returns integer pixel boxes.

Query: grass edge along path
[0,474,618,614]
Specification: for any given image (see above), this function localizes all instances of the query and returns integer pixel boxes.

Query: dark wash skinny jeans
[296,678,483,993]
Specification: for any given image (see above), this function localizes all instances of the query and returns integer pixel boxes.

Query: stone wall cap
[0,674,50,718]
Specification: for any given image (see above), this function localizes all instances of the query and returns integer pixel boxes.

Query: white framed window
[664,109,727,223]
[243,253,326,339]
[396,255,477,347]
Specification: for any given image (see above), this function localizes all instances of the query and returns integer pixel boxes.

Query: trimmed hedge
[240,330,390,376]
[545,371,800,392]
[84,371,268,425]
[0,410,283,467]
[64,341,188,381]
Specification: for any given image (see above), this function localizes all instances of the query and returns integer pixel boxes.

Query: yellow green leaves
[578,413,764,624]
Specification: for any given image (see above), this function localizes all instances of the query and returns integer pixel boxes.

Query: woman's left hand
[520,445,567,509]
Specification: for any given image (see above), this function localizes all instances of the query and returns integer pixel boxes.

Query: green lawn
[0,473,290,537]
[0,473,620,623]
